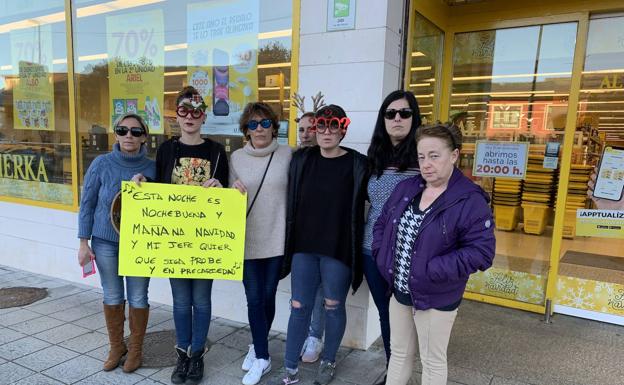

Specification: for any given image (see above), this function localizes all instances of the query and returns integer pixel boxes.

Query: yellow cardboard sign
[576,209,624,239]
[118,182,246,279]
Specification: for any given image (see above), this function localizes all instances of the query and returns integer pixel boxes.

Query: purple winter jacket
[372,167,495,310]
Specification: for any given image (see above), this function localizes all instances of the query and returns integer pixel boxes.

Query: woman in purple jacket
[372,124,495,385]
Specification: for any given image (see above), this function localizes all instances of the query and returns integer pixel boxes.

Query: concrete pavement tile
[198,371,246,385]
[490,377,537,385]
[212,317,247,329]
[59,330,109,354]
[73,368,143,385]
[447,365,493,385]
[0,327,25,344]
[203,343,246,372]
[29,283,95,306]
[334,349,386,385]
[14,345,79,372]
[74,312,107,331]
[0,336,51,360]
[218,327,253,351]
[0,361,34,384]
[206,320,238,343]
[85,344,108,361]
[135,378,166,385]
[33,323,91,344]
[8,315,65,334]
[10,373,66,385]
[42,355,103,384]
[148,366,176,383]
[48,300,102,322]
[146,308,173,328]
[0,306,20,316]
[147,318,175,332]
[0,309,42,326]
[133,366,161,377]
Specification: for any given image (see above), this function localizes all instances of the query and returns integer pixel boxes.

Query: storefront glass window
[72,0,294,187]
[408,12,443,124]
[449,22,578,305]
[556,14,624,315]
[0,0,73,206]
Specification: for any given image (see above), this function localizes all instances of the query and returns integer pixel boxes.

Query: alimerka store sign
[0,152,50,182]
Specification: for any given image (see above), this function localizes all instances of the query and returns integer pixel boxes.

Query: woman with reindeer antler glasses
[270,104,368,385]
[131,86,228,385]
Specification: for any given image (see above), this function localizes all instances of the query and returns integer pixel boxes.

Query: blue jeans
[92,237,149,308]
[243,256,283,360]
[363,249,391,362]
[169,278,213,353]
[284,253,351,370]
[309,285,325,339]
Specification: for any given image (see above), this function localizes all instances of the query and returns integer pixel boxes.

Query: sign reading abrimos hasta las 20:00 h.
[118,181,247,280]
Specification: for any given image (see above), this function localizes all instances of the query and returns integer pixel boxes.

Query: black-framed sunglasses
[114,126,146,137]
[384,108,413,120]
[247,118,272,130]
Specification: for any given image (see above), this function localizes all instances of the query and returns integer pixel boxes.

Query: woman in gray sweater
[77,113,156,374]
[230,102,292,385]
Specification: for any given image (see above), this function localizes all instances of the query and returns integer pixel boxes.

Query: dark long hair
[367,90,422,177]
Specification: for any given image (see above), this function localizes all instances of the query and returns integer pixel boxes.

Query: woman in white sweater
[230,102,292,385]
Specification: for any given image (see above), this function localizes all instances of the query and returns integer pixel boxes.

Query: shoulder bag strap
[247,151,274,217]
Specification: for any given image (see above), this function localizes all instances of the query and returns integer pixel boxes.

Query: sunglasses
[176,105,205,119]
[312,117,351,134]
[384,108,413,120]
[247,119,272,130]
[114,126,146,137]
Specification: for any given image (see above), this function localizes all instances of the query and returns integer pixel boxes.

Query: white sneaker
[242,357,271,385]
[301,336,323,363]
[242,344,256,371]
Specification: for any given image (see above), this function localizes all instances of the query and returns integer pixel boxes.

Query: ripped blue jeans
[284,253,351,370]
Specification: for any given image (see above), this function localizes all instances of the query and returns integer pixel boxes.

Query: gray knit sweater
[229,139,292,260]
[78,144,156,243]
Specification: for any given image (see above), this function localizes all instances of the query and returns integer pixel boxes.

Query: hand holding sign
[118,182,246,280]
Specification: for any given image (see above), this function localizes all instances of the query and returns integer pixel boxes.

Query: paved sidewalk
[1,265,624,385]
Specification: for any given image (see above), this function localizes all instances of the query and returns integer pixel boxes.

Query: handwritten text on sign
[118,182,246,280]
[473,141,529,179]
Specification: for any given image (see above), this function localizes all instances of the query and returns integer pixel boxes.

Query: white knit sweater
[229,139,292,260]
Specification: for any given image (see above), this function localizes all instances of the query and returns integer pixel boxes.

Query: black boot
[171,346,190,384]
[185,349,206,385]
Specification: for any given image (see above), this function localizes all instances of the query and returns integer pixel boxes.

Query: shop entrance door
[554,13,624,323]
[445,22,579,309]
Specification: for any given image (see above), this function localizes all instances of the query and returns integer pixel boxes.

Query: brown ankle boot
[123,306,149,373]
[103,303,127,371]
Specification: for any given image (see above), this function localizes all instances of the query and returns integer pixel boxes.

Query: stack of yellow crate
[492,178,523,231]
[522,155,556,235]
[557,164,592,238]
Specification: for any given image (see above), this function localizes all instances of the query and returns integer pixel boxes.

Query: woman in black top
[132,86,228,385]
[271,105,367,385]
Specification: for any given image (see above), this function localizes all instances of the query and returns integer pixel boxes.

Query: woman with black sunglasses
[365,90,422,384]
[270,104,367,385]
[228,102,292,385]
[77,112,155,374]
[132,86,228,385]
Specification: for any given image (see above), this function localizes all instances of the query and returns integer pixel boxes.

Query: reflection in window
[0,1,72,205]
[73,0,294,190]
[451,23,578,305]
[407,12,443,123]
[559,14,624,288]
